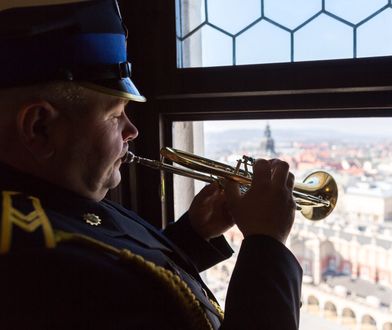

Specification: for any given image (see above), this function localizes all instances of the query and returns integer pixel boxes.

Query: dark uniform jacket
[0,162,302,329]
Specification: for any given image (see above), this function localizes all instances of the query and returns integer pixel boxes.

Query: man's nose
[122,114,139,142]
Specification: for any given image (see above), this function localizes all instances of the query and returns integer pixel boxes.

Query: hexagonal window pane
[325,0,388,25]
[181,25,233,67]
[357,8,392,58]
[264,0,322,30]
[236,20,291,64]
[294,14,353,61]
[207,0,261,35]
[178,0,206,38]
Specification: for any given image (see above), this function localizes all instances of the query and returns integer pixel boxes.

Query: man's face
[53,91,138,201]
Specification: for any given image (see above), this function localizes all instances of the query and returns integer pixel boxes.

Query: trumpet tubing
[123,147,338,221]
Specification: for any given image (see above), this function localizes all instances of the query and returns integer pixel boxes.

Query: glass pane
[357,8,392,58]
[325,0,388,24]
[177,0,392,67]
[177,0,206,38]
[201,25,233,67]
[236,20,291,65]
[172,117,392,329]
[207,0,261,35]
[264,0,321,30]
[294,14,353,61]
[182,24,233,67]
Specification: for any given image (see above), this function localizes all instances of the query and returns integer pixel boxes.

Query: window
[170,4,392,329]
[172,117,392,329]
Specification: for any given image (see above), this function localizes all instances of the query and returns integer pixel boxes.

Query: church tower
[260,123,276,156]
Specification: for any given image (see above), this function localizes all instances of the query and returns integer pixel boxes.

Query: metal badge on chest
[83,213,102,226]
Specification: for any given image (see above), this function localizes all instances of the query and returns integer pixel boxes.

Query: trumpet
[123,147,338,221]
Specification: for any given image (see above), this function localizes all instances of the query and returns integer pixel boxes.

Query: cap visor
[80,78,146,102]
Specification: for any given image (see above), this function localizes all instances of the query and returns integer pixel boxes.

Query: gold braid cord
[55,230,224,330]
[209,298,224,320]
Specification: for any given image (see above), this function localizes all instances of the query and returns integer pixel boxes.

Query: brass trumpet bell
[124,147,338,221]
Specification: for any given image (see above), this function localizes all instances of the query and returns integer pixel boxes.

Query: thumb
[197,181,220,199]
[190,181,220,207]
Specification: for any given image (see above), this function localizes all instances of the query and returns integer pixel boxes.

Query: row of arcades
[304,295,392,330]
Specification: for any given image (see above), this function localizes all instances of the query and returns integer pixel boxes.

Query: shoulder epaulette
[0,190,56,254]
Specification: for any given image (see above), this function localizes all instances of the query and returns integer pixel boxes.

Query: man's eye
[111,113,122,119]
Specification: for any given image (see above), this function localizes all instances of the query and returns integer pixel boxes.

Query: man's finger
[270,159,290,188]
[287,172,295,190]
[250,159,271,193]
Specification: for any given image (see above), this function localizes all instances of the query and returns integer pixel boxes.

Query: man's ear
[16,100,59,159]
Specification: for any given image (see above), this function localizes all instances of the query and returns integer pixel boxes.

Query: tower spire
[260,122,276,156]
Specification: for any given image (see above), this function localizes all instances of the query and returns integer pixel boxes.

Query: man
[0,1,302,329]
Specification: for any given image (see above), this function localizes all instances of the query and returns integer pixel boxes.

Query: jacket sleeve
[221,235,303,330]
[163,212,234,272]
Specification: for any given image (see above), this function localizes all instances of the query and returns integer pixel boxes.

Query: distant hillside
[205,127,390,146]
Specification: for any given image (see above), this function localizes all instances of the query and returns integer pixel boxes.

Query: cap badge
[83,213,102,226]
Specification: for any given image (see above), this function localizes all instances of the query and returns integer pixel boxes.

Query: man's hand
[188,181,235,240]
[224,159,296,244]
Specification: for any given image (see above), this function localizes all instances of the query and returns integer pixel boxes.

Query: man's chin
[108,171,122,190]
[91,169,122,201]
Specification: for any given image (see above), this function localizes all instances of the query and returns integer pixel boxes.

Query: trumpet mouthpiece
[122,151,136,164]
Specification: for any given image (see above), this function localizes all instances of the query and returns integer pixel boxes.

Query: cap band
[58,62,132,81]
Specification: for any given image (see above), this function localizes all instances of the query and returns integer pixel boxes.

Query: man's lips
[120,146,129,162]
